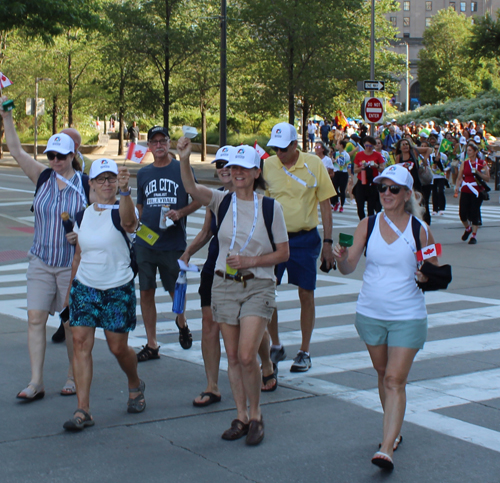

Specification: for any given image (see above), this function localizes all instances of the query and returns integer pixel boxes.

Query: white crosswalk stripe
[2,201,500,453]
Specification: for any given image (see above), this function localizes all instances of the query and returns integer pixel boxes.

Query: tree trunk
[201,101,207,161]
[104,115,107,135]
[163,1,171,130]
[52,95,58,134]
[118,66,125,156]
[287,31,295,125]
[118,108,124,156]
[68,52,73,127]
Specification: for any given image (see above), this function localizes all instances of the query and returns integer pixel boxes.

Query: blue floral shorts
[69,278,136,333]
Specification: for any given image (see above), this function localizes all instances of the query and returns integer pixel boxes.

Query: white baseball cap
[267,122,298,149]
[470,129,477,135]
[212,145,235,164]
[89,158,119,179]
[459,136,467,145]
[225,145,260,169]
[373,164,414,190]
[44,133,74,155]
[473,135,481,143]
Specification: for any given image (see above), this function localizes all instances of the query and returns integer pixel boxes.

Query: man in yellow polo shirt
[264,122,335,372]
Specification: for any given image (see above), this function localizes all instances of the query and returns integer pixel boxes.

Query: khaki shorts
[211,276,276,326]
[26,253,72,315]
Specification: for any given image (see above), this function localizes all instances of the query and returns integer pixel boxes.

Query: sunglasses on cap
[46,152,69,161]
[377,184,403,195]
[215,161,228,169]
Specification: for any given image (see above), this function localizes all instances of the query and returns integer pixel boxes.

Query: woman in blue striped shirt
[1,96,88,401]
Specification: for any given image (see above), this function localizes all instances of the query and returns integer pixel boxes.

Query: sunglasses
[46,152,69,161]
[215,161,228,169]
[272,145,290,153]
[377,184,402,195]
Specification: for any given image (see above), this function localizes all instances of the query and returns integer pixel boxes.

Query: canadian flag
[0,73,12,89]
[253,141,269,160]
[126,143,149,163]
[416,243,442,262]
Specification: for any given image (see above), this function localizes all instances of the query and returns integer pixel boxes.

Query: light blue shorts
[355,312,427,349]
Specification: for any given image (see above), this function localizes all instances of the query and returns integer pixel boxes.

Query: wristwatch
[323,239,333,244]
[119,187,132,196]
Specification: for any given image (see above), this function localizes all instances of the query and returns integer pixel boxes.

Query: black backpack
[365,214,422,255]
[216,192,276,251]
[31,168,90,212]
[75,202,138,277]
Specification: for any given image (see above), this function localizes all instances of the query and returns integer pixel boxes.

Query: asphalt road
[1,158,500,483]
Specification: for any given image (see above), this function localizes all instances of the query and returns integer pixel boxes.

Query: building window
[403,32,410,38]
[390,16,397,27]
[404,1,410,11]
[450,1,455,10]
[460,2,466,12]
[426,1,432,10]
[426,17,432,27]
[403,17,410,27]
[471,2,478,11]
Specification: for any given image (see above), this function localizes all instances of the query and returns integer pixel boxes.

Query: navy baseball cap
[147,126,170,141]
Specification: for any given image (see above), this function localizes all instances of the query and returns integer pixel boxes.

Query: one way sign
[363,80,385,91]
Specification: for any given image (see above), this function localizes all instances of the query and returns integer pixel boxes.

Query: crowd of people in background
[306,115,494,243]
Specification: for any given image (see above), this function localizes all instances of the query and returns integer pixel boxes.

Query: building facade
[389,0,500,109]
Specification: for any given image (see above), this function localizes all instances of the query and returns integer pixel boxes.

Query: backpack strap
[30,168,53,212]
[364,214,377,256]
[411,215,424,253]
[217,192,276,251]
[75,209,85,228]
[111,203,138,277]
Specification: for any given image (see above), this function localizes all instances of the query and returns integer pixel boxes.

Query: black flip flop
[261,363,278,392]
[193,391,222,407]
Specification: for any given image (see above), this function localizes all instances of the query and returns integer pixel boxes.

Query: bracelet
[119,187,131,196]
[323,239,333,244]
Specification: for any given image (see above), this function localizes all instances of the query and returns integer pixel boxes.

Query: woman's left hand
[118,166,130,191]
[66,232,78,245]
[226,254,253,270]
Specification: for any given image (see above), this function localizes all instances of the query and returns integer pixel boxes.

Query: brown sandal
[246,417,265,445]
[221,419,249,441]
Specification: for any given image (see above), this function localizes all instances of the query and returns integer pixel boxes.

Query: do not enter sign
[363,97,384,124]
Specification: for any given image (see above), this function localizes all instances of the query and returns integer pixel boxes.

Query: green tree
[469,11,500,60]
[418,8,491,104]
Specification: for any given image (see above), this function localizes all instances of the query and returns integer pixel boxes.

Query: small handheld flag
[0,73,12,90]
[126,143,149,163]
[416,243,442,262]
[254,141,269,160]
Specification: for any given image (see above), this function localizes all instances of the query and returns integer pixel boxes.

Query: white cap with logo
[225,145,260,169]
[373,164,414,190]
[267,122,298,149]
[89,158,119,180]
[44,133,75,155]
[212,145,236,164]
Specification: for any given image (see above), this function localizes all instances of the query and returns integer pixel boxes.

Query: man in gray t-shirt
[135,126,201,361]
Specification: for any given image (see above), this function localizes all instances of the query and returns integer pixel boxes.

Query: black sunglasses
[46,152,69,161]
[215,161,228,169]
[272,145,290,153]
[377,184,402,195]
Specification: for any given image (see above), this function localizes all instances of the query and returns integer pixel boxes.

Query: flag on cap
[416,243,442,262]
[126,143,149,163]
[253,141,269,160]
[0,73,12,89]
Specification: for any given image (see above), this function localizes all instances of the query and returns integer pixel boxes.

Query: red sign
[364,97,384,123]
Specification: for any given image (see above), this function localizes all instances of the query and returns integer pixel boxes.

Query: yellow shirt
[264,151,335,232]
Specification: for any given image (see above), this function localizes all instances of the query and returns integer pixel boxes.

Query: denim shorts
[355,312,427,349]
[275,228,321,291]
[70,279,136,333]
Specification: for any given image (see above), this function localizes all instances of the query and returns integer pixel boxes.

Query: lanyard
[383,213,417,253]
[55,172,87,205]
[97,203,119,210]
[229,192,259,253]
[282,162,317,188]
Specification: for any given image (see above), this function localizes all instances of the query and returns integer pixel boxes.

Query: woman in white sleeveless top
[333,164,440,471]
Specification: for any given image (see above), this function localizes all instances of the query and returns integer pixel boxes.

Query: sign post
[363,97,384,124]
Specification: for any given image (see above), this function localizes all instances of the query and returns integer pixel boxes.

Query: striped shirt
[31,171,87,267]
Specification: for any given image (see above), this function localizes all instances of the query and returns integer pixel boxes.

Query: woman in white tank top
[333,164,441,471]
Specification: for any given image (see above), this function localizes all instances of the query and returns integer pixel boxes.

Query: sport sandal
[127,380,146,413]
[175,316,192,350]
[136,344,160,362]
[63,409,95,431]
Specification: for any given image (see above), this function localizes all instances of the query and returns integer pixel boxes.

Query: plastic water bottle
[172,271,187,314]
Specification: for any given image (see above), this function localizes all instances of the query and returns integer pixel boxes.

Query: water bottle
[61,212,73,234]
[172,271,187,314]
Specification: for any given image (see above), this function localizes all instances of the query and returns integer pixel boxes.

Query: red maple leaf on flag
[423,248,434,256]
[134,149,144,158]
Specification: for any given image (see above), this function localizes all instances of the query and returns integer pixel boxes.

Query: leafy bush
[394,90,500,135]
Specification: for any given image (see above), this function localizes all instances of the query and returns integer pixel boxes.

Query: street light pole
[219,0,227,148]
[405,42,409,112]
[33,77,52,160]
[370,0,375,136]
